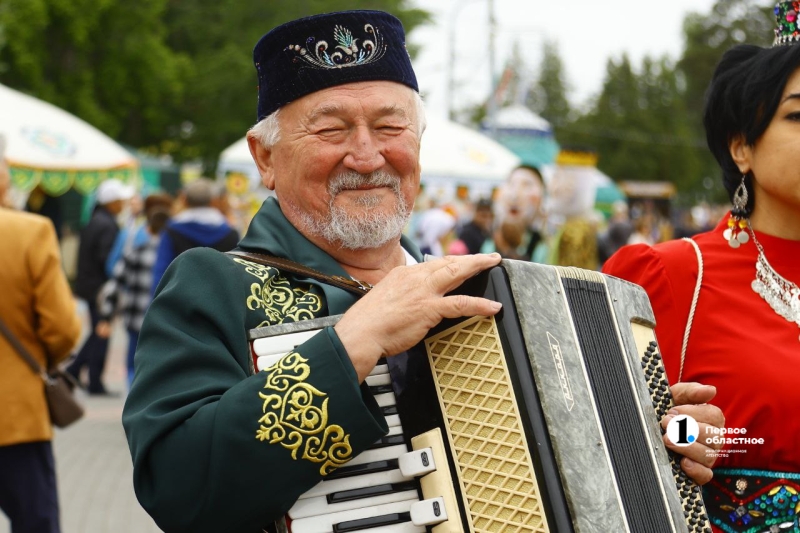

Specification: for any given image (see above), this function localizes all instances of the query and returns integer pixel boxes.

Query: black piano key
[369,384,394,395]
[325,459,399,481]
[381,405,398,416]
[369,433,406,449]
[333,511,411,533]
[326,480,418,504]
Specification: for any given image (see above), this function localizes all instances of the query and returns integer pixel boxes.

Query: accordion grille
[425,316,549,533]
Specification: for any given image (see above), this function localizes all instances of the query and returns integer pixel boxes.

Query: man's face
[261,81,422,250]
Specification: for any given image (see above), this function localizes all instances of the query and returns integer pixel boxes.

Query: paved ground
[0,305,162,533]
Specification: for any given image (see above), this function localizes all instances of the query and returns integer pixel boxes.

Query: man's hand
[662,382,725,485]
[335,253,503,382]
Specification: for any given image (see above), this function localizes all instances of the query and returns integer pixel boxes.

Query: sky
[407,0,729,118]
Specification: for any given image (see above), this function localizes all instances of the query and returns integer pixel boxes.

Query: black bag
[0,317,85,428]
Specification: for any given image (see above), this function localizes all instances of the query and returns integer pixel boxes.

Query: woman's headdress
[774,1,800,46]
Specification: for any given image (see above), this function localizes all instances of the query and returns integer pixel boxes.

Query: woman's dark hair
[703,43,800,213]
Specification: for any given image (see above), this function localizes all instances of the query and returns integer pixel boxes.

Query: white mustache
[328,171,401,196]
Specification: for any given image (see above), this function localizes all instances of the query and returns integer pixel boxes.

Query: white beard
[293,170,410,250]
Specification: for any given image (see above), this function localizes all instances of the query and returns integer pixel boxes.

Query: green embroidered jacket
[122,197,423,533]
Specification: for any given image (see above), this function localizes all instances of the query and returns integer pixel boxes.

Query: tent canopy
[0,83,138,196]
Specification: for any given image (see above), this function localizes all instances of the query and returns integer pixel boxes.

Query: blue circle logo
[666,414,700,447]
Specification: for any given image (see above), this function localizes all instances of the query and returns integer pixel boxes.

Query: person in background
[458,198,494,254]
[0,141,81,533]
[66,178,134,396]
[604,4,800,530]
[104,192,146,277]
[150,178,239,291]
[597,200,633,265]
[95,193,173,389]
[122,11,724,532]
[489,165,547,259]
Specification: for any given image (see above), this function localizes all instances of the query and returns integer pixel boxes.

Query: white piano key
[410,497,448,527]
[398,447,436,478]
[337,523,424,533]
[369,362,389,377]
[365,372,392,387]
[288,489,419,520]
[289,498,418,533]
[374,391,396,408]
[299,468,409,500]
[385,414,401,428]
[252,329,321,356]
[346,444,407,467]
[256,353,286,372]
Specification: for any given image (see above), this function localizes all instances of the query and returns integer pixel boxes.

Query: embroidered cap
[253,10,418,120]
[774,1,800,46]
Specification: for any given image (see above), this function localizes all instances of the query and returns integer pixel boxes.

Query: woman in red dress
[604,3,800,531]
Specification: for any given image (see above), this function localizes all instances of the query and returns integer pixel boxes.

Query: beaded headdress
[252,10,418,120]
[774,1,800,46]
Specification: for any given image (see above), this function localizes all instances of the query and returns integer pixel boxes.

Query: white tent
[419,116,520,202]
[217,116,520,202]
[0,83,138,197]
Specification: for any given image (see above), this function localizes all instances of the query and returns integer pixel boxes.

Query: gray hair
[183,178,222,207]
[248,90,427,148]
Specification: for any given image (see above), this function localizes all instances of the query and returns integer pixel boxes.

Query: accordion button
[399,447,436,477]
[410,497,448,526]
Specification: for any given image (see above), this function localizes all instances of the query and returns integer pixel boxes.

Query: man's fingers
[439,294,502,319]
[424,253,502,294]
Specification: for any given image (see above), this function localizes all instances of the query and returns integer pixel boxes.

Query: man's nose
[343,126,385,174]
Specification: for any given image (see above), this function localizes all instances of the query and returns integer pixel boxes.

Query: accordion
[249,260,712,533]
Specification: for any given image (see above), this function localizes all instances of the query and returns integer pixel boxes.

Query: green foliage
[526,40,571,132]
[0,0,430,170]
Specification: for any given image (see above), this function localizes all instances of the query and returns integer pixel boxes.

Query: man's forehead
[293,81,415,119]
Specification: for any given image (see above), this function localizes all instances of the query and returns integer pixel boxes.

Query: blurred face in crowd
[731,66,800,222]
[255,81,422,251]
[495,167,544,226]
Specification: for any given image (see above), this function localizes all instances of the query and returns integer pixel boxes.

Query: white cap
[96,179,135,204]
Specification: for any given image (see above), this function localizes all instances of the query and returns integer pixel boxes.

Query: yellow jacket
[0,208,82,446]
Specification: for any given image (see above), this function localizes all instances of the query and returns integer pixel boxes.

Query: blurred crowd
[407,165,731,273]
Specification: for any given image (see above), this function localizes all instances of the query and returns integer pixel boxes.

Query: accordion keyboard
[252,333,463,533]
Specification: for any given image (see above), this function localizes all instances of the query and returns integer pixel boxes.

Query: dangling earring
[723,174,750,248]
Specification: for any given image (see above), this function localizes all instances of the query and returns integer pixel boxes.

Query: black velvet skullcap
[253,10,419,120]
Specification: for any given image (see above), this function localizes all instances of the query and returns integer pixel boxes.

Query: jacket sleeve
[122,249,387,533]
[30,217,82,364]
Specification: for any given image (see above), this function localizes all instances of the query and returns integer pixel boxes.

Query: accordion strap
[226,250,372,297]
[679,238,704,382]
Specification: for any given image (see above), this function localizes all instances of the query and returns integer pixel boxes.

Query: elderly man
[123,10,723,533]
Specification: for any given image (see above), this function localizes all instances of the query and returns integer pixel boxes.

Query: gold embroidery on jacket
[234,258,323,326]
[255,351,352,474]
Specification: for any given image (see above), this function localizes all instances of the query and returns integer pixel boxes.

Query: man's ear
[728,135,752,175]
[247,133,276,190]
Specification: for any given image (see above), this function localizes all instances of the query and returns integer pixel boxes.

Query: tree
[0,0,191,149]
[526,40,571,133]
[558,54,706,192]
